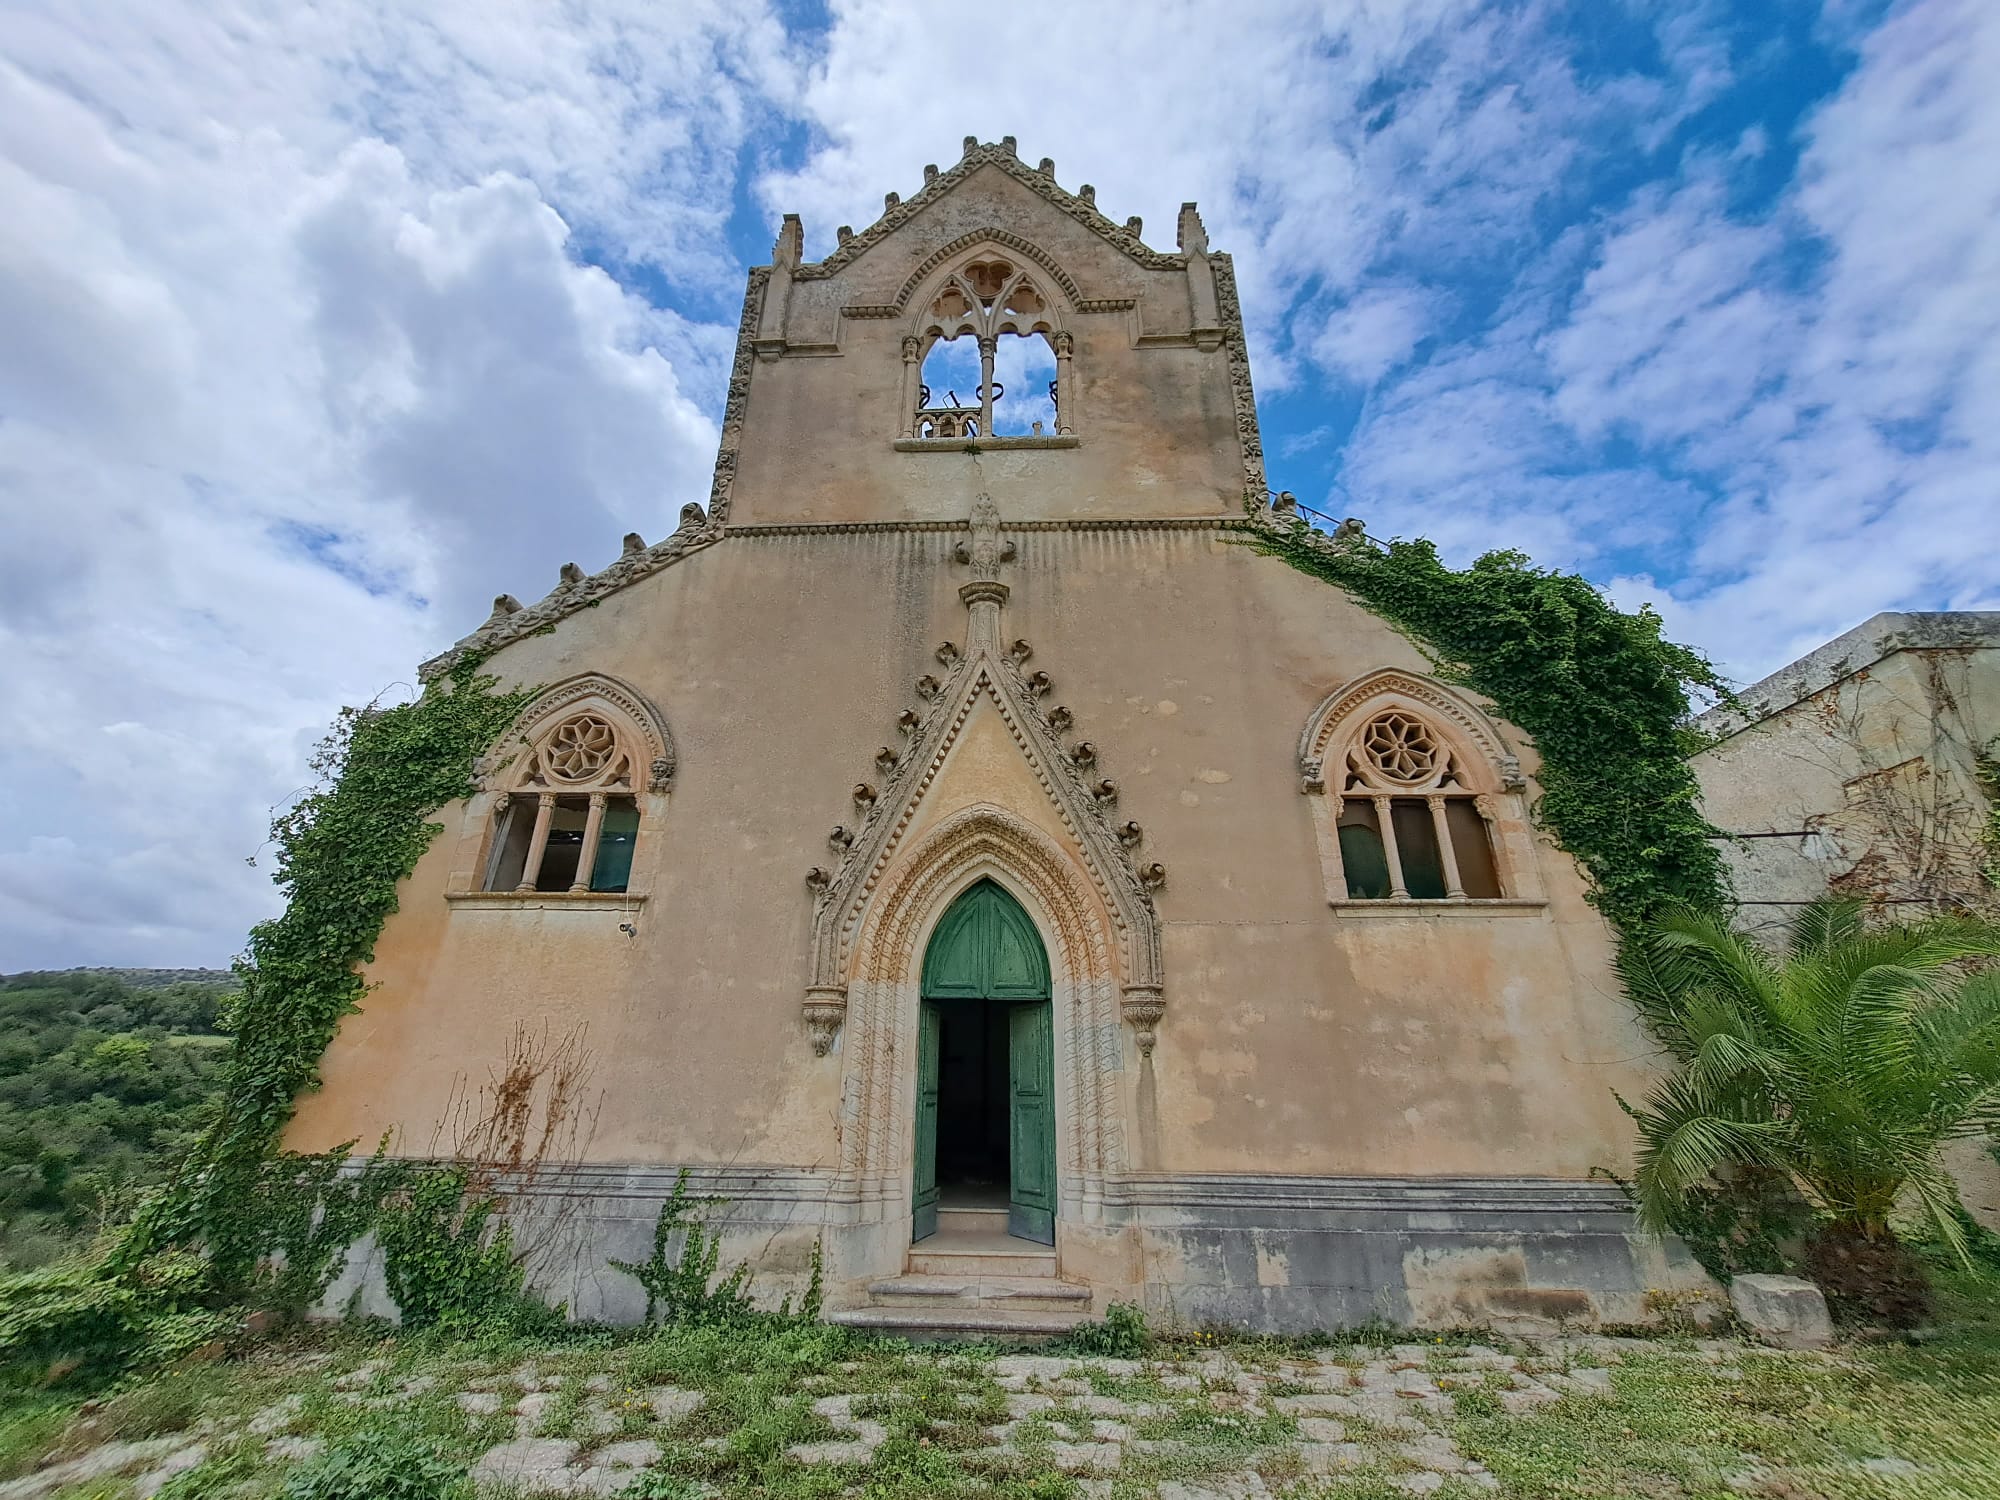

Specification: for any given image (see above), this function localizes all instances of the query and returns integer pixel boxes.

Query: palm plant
[1619,896,2000,1265]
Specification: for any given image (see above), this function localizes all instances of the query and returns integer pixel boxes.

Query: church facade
[289,140,1708,1334]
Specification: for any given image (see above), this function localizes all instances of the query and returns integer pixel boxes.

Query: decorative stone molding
[1120,984,1165,1055]
[792,143,1183,286]
[1297,669,1520,796]
[1210,254,1269,509]
[803,986,848,1058]
[800,500,1165,1058]
[837,803,1128,1192]
[877,227,1088,316]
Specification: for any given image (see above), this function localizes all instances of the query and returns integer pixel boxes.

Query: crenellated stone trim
[734,517,1246,536]
[705,265,768,529]
[1210,253,1268,509]
[794,142,1183,283]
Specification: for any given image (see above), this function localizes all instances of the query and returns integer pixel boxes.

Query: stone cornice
[794,141,1184,284]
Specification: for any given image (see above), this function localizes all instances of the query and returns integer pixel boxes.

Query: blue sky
[1,0,1996,967]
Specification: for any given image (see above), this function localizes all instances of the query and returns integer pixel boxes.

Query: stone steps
[825,1304,1091,1341]
[868,1273,1093,1312]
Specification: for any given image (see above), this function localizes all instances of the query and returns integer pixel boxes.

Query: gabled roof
[789,138,1187,283]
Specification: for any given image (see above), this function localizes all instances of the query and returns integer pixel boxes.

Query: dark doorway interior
[934,999,1009,1198]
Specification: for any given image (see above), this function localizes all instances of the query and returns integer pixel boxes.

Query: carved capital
[1121,984,1165,1056]
[803,987,848,1057]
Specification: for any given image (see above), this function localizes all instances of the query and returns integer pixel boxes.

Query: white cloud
[0,3,780,967]
[1311,285,1440,387]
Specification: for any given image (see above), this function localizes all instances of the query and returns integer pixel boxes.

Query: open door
[913,1000,940,1242]
[1007,999,1056,1244]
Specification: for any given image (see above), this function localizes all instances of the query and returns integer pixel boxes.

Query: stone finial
[559,562,586,586]
[772,213,803,269]
[1000,135,1017,155]
[1333,516,1367,543]
[678,502,706,531]
[1177,202,1208,255]
[489,594,522,619]
[1272,491,1298,517]
[884,191,899,209]
[837,225,853,244]
[963,135,978,157]
[924,163,939,183]
[1078,184,1096,206]
[1122,984,1165,1055]
[954,493,1016,582]
[1125,216,1142,237]
[622,532,645,555]
[1038,157,1055,176]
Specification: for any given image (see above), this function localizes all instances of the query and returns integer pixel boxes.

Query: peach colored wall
[288,525,1651,1182]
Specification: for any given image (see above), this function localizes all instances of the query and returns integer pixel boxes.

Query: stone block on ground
[471,1438,580,1490]
[1729,1274,1834,1350]
[1050,1441,1122,1474]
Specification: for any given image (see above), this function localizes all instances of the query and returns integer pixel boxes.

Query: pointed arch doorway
[913,879,1057,1245]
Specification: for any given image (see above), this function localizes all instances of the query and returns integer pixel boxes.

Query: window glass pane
[486,800,531,891]
[589,799,640,893]
[1445,800,1502,898]
[1337,802,1390,899]
[1390,800,1448,899]
[534,798,589,892]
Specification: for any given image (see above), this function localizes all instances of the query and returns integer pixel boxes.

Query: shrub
[376,1166,554,1334]
[278,1424,470,1500]
[0,1251,230,1383]
[1060,1301,1152,1359]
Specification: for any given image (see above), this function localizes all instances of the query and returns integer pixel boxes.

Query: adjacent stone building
[1690,609,2000,1227]
[290,140,1709,1333]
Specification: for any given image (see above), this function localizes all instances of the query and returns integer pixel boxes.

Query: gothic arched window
[901,256,1073,441]
[475,676,674,897]
[1298,671,1538,910]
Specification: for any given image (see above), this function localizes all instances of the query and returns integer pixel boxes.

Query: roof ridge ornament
[954,493,1016,652]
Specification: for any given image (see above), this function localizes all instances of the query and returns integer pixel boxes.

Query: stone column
[569,792,608,894]
[1427,794,1466,898]
[515,792,557,892]
[978,335,997,438]
[899,335,922,438]
[1372,794,1408,899]
[1051,331,1075,434]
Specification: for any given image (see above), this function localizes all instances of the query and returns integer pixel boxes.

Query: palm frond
[1788,895,1868,959]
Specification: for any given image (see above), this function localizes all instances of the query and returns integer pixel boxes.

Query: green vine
[122,662,533,1285]
[1977,749,2000,888]
[1244,524,1730,930]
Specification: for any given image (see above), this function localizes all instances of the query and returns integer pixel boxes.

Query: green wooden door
[917,879,1056,1245]
[1007,1000,1056,1243]
[913,1001,941,1242]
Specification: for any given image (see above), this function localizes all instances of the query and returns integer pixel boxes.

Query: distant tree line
[0,969,235,1269]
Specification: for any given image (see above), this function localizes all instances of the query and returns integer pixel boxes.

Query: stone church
[290,139,1706,1334]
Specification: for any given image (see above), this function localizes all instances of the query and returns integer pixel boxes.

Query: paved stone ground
[0,1334,1842,1499]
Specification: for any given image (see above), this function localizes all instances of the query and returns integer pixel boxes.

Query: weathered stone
[1296,1416,1346,1442]
[132,1447,205,1498]
[1050,1442,1121,1474]
[1298,1442,1367,1473]
[0,1438,187,1500]
[470,1437,581,1488]
[457,1391,503,1417]
[645,1386,707,1422]
[248,1393,305,1434]
[1274,1392,1358,1416]
[1729,1275,1835,1350]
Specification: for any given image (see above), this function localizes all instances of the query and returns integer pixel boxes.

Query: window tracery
[1298,672,1533,910]
[902,255,1072,441]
